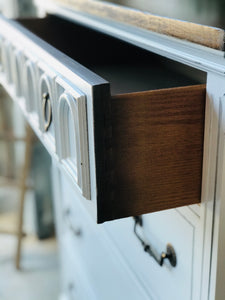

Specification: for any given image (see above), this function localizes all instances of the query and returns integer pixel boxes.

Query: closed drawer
[60,174,151,300]
[62,233,151,300]
[104,210,197,300]
[60,242,97,300]
[0,14,206,222]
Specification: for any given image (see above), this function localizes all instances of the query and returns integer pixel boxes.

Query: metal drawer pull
[68,282,75,292]
[42,92,52,132]
[133,216,177,267]
[64,208,82,237]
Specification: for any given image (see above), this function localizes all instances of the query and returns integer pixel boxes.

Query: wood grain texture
[54,0,225,50]
[99,84,206,222]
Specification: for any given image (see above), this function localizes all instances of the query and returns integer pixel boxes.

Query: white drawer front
[104,210,196,300]
[0,16,98,205]
[62,227,151,300]
[1,39,12,83]
[55,76,90,200]
[60,243,97,300]
[59,174,151,300]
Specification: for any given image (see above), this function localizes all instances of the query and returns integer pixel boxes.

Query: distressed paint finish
[54,0,225,49]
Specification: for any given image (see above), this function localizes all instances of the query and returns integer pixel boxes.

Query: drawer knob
[68,282,75,291]
[42,92,52,131]
[64,208,82,237]
[133,216,177,267]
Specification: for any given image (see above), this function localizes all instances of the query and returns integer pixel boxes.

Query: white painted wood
[170,72,222,300]
[1,0,19,18]
[55,76,90,199]
[188,204,201,217]
[51,137,218,300]
[0,15,102,220]
[51,162,64,239]
[207,74,225,300]
[61,241,97,300]
[11,48,24,97]
[24,60,38,113]
[2,39,13,83]
[10,44,26,107]
[38,70,56,153]
[176,206,204,300]
[104,209,196,300]
[59,172,152,300]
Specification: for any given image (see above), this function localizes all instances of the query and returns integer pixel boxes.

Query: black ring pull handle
[42,92,52,132]
[133,216,177,267]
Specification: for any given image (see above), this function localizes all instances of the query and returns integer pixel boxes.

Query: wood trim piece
[99,84,206,222]
[54,0,225,50]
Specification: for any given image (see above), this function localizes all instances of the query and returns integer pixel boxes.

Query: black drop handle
[133,216,177,267]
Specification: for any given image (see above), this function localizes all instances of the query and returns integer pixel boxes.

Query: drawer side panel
[107,84,206,221]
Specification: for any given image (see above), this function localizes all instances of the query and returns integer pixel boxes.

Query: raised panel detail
[1,40,12,83]
[24,59,38,113]
[56,77,90,200]
[11,49,24,97]
[104,209,195,300]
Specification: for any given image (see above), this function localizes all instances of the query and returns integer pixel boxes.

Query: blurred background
[102,0,225,28]
[0,1,59,300]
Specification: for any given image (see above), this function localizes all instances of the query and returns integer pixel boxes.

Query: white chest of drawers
[1,4,225,299]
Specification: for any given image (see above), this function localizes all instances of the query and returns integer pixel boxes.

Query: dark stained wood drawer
[0,14,206,223]
[109,86,205,221]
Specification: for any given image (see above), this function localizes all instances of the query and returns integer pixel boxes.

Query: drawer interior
[17,15,206,95]
[15,15,206,222]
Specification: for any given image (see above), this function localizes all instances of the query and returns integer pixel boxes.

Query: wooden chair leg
[0,88,15,178]
[0,229,26,237]
[15,124,33,270]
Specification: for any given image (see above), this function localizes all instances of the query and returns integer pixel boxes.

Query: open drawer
[0,14,206,223]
